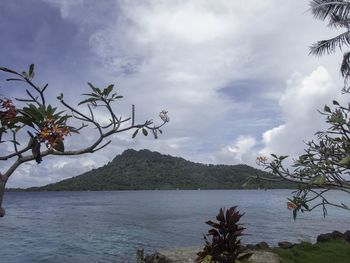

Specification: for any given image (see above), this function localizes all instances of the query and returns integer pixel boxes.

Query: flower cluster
[159,110,170,123]
[0,98,17,122]
[287,201,298,210]
[256,156,268,165]
[38,118,70,148]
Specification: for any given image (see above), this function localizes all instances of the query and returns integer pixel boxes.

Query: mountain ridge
[25,149,295,191]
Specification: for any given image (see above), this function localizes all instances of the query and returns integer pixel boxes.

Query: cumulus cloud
[209,136,257,165]
[211,66,344,167]
[260,66,343,159]
[1,0,346,187]
[7,155,103,188]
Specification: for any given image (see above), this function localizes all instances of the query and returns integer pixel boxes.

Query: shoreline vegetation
[6,149,297,192]
[142,231,350,263]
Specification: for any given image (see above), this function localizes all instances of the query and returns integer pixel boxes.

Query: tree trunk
[0,179,6,217]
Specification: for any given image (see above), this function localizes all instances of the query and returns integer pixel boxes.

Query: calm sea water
[0,190,349,262]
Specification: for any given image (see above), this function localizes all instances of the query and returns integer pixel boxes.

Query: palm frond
[309,31,350,56]
[341,51,350,78]
[341,51,350,93]
[310,0,350,21]
[328,13,350,28]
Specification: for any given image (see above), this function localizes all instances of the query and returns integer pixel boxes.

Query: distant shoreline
[5,188,298,192]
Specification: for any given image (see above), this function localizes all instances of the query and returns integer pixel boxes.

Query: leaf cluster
[78,83,123,106]
[0,64,169,217]
[309,0,350,90]
[262,99,350,218]
[0,64,168,165]
[196,207,251,263]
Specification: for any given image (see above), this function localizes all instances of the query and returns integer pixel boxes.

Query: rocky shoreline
[139,230,350,263]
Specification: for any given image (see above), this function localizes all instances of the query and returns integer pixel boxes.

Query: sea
[0,190,349,262]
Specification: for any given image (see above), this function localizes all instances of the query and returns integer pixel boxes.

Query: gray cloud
[1,0,346,187]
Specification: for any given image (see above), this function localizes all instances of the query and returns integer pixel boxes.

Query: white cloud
[2,0,347,187]
[210,136,257,165]
[209,66,344,167]
[260,66,342,158]
[7,155,104,188]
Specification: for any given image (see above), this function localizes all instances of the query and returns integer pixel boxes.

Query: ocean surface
[0,190,349,262]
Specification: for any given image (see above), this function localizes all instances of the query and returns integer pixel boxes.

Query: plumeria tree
[256,99,350,218]
[0,64,169,217]
[256,0,350,219]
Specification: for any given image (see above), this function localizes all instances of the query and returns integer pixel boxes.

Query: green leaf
[47,105,53,116]
[279,155,289,161]
[310,175,326,185]
[14,116,35,127]
[67,126,80,134]
[339,156,350,166]
[82,93,100,98]
[37,105,47,118]
[21,104,45,122]
[271,154,278,159]
[293,209,297,220]
[333,100,339,105]
[32,139,42,164]
[22,71,29,79]
[103,84,114,96]
[142,128,148,136]
[57,93,64,101]
[324,105,331,113]
[302,203,309,210]
[53,141,64,152]
[87,82,102,95]
[132,129,139,138]
[78,98,97,106]
[52,111,65,119]
[56,115,71,124]
[29,64,34,78]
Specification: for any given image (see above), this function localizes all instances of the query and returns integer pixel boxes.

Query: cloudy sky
[0,0,347,187]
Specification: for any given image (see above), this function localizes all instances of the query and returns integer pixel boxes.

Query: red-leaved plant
[196,206,251,263]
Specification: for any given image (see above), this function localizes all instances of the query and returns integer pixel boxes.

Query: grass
[272,239,350,263]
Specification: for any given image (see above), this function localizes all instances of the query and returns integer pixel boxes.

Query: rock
[144,252,172,263]
[255,242,269,250]
[317,233,333,243]
[246,244,256,250]
[317,231,348,243]
[278,241,294,249]
[344,230,350,242]
[331,230,345,239]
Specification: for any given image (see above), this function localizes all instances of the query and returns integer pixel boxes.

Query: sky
[0,0,348,187]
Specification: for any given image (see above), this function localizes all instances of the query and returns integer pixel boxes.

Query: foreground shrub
[196,206,251,263]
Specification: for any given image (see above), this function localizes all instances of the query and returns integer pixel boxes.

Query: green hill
[28,149,295,191]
